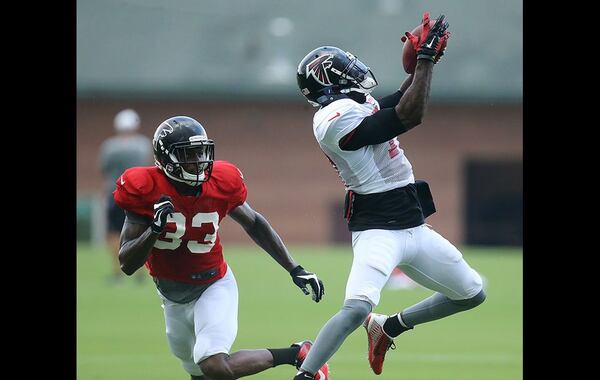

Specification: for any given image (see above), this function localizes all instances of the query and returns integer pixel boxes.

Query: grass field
[77,244,522,380]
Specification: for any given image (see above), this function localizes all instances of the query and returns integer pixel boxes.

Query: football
[402,19,448,74]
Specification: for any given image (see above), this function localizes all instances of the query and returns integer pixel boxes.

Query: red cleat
[292,340,330,380]
[364,313,396,375]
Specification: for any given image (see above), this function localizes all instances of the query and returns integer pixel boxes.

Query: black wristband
[417,54,435,61]
[290,265,304,276]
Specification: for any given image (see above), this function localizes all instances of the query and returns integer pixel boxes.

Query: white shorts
[345,224,483,306]
[158,265,238,376]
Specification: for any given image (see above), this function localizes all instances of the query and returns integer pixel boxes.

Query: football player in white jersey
[291,13,486,379]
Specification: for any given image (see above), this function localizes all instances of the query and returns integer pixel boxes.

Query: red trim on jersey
[345,190,354,220]
[339,129,357,149]
[328,111,341,121]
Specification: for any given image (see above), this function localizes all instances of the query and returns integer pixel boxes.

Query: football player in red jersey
[114,116,329,380]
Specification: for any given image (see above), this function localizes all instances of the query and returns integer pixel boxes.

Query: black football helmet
[152,116,215,187]
[297,46,378,107]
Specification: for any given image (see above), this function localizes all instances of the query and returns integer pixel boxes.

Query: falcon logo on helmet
[158,123,174,138]
[306,54,334,86]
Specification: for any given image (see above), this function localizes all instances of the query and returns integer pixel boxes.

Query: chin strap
[317,93,350,107]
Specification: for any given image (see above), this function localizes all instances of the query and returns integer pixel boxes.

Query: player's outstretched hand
[151,195,174,234]
[401,12,450,63]
[417,13,450,61]
[290,265,325,303]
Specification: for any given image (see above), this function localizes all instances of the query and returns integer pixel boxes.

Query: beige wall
[77,99,522,245]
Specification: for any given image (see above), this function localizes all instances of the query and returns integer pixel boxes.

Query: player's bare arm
[396,14,449,128]
[229,201,325,302]
[399,73,414,94]
[229,201,298,271]
[118,215,158,275]
[375,74,414,109]
[119,196,174,275]
[393,59,433,128]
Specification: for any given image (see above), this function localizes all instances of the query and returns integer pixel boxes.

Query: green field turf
[77,244,522,380]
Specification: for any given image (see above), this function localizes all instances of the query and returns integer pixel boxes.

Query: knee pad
[452,289,486,309]
[342,299,373,327]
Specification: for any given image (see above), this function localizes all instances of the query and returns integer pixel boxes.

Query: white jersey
[313,94,414,194]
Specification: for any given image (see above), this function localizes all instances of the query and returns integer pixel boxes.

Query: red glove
[401,12,450,63]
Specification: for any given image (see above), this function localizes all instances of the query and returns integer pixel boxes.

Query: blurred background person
[98,108,153,284]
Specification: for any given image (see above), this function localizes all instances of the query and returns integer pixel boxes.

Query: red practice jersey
[113,160,247,284]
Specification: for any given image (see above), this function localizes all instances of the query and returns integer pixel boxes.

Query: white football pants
[346,224,483,306]
[159,265,238,376]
